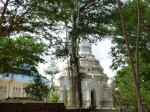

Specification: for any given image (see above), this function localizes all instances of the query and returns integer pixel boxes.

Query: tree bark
[69,54,77,107]
[70,13,82,108]
[68,0,98,108]
[136,1,143,112]
[116,0,143,112]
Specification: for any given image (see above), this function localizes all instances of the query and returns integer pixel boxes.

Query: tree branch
[136,0,140,83]
[0,1,37,38]
[0,0,9,34]
[136,1,143,112]
[79,0,96,12]
[0,0,5,4]
[117,0,143,112]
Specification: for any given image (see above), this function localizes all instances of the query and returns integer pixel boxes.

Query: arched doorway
[91,89,96,105]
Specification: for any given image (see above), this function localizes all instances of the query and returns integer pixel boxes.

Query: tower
[58,41,113,108]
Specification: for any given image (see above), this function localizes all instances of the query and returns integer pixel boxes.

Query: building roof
[0,73,50,85]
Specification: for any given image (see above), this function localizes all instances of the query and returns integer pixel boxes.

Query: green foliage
[0,0,70,39]
[24,73,50,100]
[49,92,59,102]
[113,64,150,111]
[0,0,118,58]
[49,0,117,59]
[44,59,59,90]
[0,36,47,74]
[110,1,150,111]
[45,59,59,77]
[89,104,97,109]
[52,1,117,107]
[110,0,150,70]
[113,67,137,108]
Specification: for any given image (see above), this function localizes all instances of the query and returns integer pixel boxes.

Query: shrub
[89,104,97,109]
[49,92,59,102]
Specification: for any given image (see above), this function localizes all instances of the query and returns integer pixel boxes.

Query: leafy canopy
[0,36,47,74]
[110,0,150,70]
[114,62,150,111]
[50,0,117,59]
[0,0,74,39]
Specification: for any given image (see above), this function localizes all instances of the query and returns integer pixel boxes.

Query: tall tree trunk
[72,43,82,108]
[69,44,77,108]
[74,41,82,108]
[117,0,143,112]
[70,13,82,108]
[76,38,82,108]
[136,1,143,112]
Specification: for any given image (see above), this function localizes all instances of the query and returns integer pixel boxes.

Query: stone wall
[0,103,114,112]
[66,109,114,112]
[0,103,66,112]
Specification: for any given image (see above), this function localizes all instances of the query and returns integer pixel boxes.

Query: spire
[79,41,92,54]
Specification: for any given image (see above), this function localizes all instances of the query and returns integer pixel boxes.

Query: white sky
[38,38,116,80]
[92,39,116,77]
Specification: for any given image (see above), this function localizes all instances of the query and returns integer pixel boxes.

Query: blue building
[0,73,50,99]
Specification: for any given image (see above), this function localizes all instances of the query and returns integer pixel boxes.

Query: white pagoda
[58,41,114,108]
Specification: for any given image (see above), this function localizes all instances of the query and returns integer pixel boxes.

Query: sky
[38,38,116,81]
[92,39,116,78]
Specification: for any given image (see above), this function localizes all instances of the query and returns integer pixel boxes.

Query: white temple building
[57,41,114,108]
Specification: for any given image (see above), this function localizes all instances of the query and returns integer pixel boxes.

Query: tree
[24,72,50,100]
[51,0,117,108]
[114,63,150,111]
[115,0,145,111]
[110,0,150,70]
[45,59,60,90]
[0,0,71,39]
[0,36,48,74]
[1,0,117,108]
[70,0,117,108]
